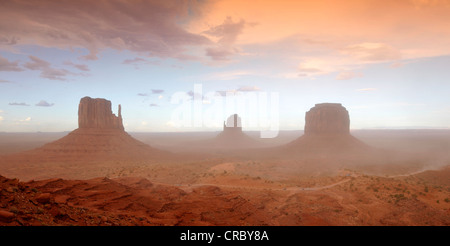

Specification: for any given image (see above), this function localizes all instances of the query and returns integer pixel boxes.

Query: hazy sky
[1,0,450,132]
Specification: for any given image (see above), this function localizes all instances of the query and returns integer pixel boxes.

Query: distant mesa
[214,114,260,147]
[182,114,264,151]
[304,103,350,135]
[281,103,369,156]
[222,114,242,134]
[78,96,124,130]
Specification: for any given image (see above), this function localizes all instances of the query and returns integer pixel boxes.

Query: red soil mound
[12,128,168,161]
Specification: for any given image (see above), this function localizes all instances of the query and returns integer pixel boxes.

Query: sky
[1,0,450,133]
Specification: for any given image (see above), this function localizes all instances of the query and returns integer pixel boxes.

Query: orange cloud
[189,0,450,61]
[2,0,449,70]
[341,43,401,62]
[336,71,363,80]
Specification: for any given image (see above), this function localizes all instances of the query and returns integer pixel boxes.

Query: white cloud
[35,100,54,107]
[215,85,262,97]
[356,88,377,92]
[237,86,260,92]
[349,102,426,110]
[0,110,5,122]
[276,72,303,79]
[215,90,237,97]
[166,120,176,127]
[392,102,427,107]
[19,117,31,122]
[202,70,252,81]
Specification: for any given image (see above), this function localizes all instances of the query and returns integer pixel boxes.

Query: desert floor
[0,130,449,226]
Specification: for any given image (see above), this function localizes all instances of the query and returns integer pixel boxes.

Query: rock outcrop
[1,96,169,165]
[277,103,369,158]
[304,103,349,135]
[180,114,264,152]
[78,97,124,130]
[208,114,264,150]
[223,114,242,134]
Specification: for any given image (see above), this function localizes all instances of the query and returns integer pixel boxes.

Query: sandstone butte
[304,103,350,135]
[3,97,167,161]
[78,96,124,130]
[281,103,369,155]
[212,114,261,148]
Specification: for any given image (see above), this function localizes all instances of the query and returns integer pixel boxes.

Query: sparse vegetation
[391,193,407,204]
[9,206,19,214]
[36,207,44,214]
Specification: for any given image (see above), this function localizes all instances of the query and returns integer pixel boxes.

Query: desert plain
[0,100,448,226]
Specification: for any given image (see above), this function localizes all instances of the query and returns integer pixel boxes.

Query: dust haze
[0,99,449,226]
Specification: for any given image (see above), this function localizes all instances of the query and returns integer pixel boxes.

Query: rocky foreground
[0,174,268,226]
[1,165,449,226]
